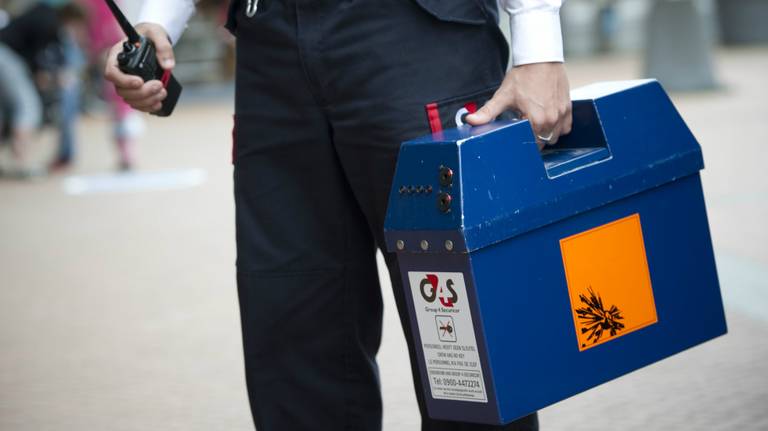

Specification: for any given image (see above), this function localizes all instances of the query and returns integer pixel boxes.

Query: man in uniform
[105,1,571,429]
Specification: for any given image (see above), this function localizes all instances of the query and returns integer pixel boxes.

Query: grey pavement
[1,47,767,430]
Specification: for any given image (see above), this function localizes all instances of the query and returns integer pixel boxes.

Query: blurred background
[0,0,766,429]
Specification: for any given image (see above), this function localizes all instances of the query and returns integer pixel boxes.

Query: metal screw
[437,192,452,213]
[399,185,407,194]
[444,240,454,251]
[420,240,429,251]
[439,166,454,187]
[396,240,405,250]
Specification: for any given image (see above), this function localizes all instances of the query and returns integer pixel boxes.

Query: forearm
[501,0,564,66]
[137,0,197,44]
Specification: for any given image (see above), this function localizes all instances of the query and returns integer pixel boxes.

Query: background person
[105,0,571,429]
[0,42,43,178]
[48,0,88,172]
[0,0,87,176]
[0,1,60,178]
[48,0,142,172]
[82,0,142,171]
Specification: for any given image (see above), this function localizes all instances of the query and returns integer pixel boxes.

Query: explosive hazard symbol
[560,213,658,351]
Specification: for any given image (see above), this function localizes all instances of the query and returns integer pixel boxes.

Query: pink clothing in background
[82,0,124,55]
[81,0,131,120]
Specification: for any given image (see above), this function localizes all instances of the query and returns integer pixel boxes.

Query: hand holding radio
[104,23,180,116]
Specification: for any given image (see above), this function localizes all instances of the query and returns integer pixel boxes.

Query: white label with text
[408,272,487,403]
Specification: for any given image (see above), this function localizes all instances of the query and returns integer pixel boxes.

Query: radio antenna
[103,0,141,44]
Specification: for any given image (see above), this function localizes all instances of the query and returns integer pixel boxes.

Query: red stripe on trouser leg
[426,103,442,133]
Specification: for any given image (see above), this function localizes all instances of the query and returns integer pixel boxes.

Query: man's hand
[466,62,572,148]
[104,23,175,114]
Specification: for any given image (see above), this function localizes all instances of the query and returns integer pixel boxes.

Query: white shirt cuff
[508,9,564,66]
[137,0,196,45]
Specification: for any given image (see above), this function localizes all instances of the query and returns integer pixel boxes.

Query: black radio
[104,0,182,117]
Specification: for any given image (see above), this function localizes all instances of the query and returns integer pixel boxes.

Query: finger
[143,26,175,69]
[562,102,573,136]
[544,111,564,146]
[117,80,164,102]
[130,89,168,110]
[104,44,143,89]
[516,101,549,147]
[529,107,560,146]
[546,123,563,146]
[465,86,513,126]
[465,97,504,126]
[545,100,573,144]
[131,103,157,114]
[120,87,166,112]
[130,99,162,114]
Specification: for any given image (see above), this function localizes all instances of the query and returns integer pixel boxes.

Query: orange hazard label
[560,213,658,351]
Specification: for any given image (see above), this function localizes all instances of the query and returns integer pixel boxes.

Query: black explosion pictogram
[439,320,454,338]
[576,287,625,347]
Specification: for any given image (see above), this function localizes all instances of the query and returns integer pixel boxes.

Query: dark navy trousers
[228,0,538,429]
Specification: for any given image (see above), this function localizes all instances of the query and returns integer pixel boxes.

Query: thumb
[465,93,509,126]
[142,25,175,70]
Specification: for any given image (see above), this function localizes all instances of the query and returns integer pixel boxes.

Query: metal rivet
[444,240,454,251]
[396,240,405,250]
[426,185,433,194]
[420,240,429,251]
[416,186,424,194]
[399,185,407,194]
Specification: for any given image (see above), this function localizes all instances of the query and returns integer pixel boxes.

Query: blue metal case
[383,80,727,424]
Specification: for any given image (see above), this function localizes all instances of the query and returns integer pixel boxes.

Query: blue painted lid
[383,80,705,253]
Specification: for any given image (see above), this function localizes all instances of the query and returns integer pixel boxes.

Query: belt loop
[245,0,258,17]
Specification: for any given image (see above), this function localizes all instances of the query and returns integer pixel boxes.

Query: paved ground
[1,47,767,430]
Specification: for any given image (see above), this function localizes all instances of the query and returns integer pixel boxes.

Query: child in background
[49,1,87,171]
[49,0,142,172]
[85,0,142,171]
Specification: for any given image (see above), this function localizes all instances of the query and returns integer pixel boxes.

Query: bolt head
[444,240,454,251]
[420,240,429,251]
[439,166,454,187]
[437,192,452,213]
[396,240,405,250]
